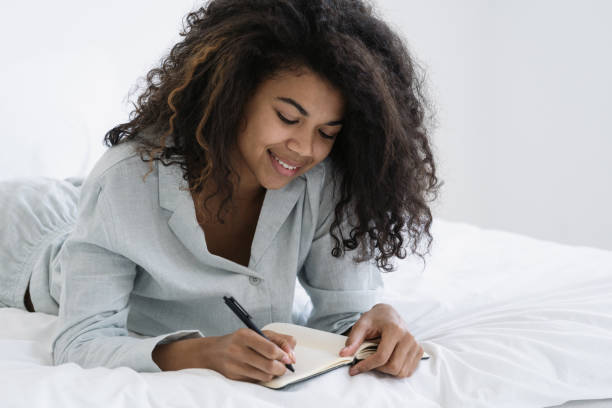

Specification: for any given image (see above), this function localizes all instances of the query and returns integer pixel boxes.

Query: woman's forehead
[256,70,345,116]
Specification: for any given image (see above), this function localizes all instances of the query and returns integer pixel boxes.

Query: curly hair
[103,0,442,272]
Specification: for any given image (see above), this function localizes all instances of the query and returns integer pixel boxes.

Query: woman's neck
[192,179,265,226]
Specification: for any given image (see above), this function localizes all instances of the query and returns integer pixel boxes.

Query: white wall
[1,1,610,251]
[377,0,612,251]
[0,0,197,179]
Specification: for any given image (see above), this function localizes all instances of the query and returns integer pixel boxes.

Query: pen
[223,295,295,372]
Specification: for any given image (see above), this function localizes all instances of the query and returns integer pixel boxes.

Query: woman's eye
[276,111,298,124]
[319,130,335,140]
[276,111,336,140]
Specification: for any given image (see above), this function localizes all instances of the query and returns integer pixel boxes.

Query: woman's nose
[287,128,315,159]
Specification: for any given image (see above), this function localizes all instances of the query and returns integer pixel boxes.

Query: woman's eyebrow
[275,96,343,126]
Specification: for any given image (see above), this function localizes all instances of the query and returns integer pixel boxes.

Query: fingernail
[349,367,359,375]
[282,355,292,364]
[289,350,296,363]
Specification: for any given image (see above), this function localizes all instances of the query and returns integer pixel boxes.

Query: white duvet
[1,218,611,408]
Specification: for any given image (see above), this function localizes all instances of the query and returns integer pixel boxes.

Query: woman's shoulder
[77,141,163,226]
[83,140,154,190]
[75,141,163,218]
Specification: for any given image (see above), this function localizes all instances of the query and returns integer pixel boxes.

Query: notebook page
[260,342,354,389]
[260,322,381,389]
[262,322,379,355]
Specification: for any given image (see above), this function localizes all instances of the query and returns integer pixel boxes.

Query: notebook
[259,322,430,389]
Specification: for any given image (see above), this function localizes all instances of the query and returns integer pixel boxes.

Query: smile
[268,150,303,169]
[268,150,302,176]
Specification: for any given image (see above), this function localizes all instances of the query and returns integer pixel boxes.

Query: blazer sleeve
[297,162,384,335]
[51,175,203,372]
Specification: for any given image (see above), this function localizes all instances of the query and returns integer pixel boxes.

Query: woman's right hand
[153,328,297,383]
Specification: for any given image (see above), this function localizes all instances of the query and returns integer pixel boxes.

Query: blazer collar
[157,160,310,278]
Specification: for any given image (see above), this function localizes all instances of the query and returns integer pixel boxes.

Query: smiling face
[231,68,345,197]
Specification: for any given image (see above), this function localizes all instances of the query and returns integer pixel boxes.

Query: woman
[2,0,440,383]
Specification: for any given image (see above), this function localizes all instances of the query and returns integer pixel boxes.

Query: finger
[398,353,413,379]
[242,346,288,378]
[236,360,283,383]
[339,322,368,357]
[407,345,425,377]
[261,330,295,363]
[399,344,423,378]
[219,359,273,383]
[264,331,297,363]
[249,330,292,365]
[349,327,402,375]
[280,333,297,349]
[375,336,414,377]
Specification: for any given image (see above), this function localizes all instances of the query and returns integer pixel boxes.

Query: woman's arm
[298,159,384,335]
[52,174,203,372]
[152,336,209,371]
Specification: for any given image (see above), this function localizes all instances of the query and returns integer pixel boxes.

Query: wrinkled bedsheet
[1,218,611,408]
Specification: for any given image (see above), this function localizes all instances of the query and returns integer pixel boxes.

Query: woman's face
[232,68,345,195]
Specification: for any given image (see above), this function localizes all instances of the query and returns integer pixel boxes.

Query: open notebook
[260,322,431,389]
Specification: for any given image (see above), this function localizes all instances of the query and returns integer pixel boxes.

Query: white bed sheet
[1,218,611,408]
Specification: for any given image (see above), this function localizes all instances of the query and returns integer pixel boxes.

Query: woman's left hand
[338,303,424,378]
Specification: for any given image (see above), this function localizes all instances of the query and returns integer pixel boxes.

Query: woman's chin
[261,179,290,190]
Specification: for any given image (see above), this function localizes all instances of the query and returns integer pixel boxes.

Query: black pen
[223,295,295,372]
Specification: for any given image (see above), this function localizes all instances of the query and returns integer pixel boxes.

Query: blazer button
[249,276,261,285]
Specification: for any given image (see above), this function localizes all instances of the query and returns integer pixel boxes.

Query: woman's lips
[268,150,301,176]
[268,150,305,168]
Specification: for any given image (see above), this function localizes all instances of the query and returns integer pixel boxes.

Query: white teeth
[271,152,298,170]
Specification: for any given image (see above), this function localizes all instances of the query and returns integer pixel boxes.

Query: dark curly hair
[103,0,442,272]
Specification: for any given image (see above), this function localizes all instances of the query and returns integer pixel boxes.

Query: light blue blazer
[51,141,384,372]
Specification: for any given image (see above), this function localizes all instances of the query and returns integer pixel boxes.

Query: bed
[1,218,611,407]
